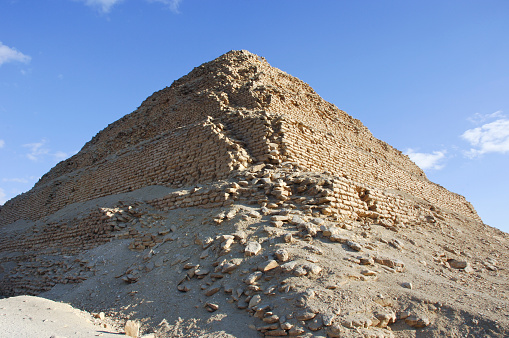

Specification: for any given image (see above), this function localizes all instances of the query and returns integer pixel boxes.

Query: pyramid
[0,50,480,225]
[0,51,507,337]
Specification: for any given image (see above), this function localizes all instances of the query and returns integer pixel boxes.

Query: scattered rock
[293,265,308,277]
[307,315,323,331]
[360,269,377,276]
[258,259,279,272]
[296,310,316,321]
[359,256,374,265]
[375,256,405,272]
[405,315,430,328]
[92,311,105,320]
[244,271,263,285]
[448,259,469,269]
[177,284,190,292]
[249,294,262,308]
[304,263,322,275]
[281,322,293,330]
[390,239,404,250]
[346,241,363,252]
[205,302,219,312]
[265,329,288,336]
[205,284,221,296]
[263,314,280,324]
[125,320,140,337]
[275,248,290,262]
[401,282,413,289]
[283,233,294,243]
[245,241,262,256]
[288,326,306,336]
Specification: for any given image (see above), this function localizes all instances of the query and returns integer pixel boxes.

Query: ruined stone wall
[0,184,236,296]
[277,118,481,222]
[0,118,255,226]
[0,209,113,296]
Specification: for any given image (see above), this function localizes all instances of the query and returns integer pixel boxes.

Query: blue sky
[1,1,508,232]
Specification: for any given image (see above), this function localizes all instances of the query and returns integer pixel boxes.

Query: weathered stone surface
[347,241,363,252]
[258,260,279,272]
[205,284,221,296]
[244,271,263,285]
[249,294,262,308]
[361,269,377,276]
[448,259,469,269]
[265,329,288,336]
[375,256,405,271]
[275,249,289,262]
[405,315,430,328]
[288,326,306,336]
[125,320,140,337]
[245,241,262,256]
[401,282,413,289]
[296,310,316,321]
[263,314,280,324]
[205,302,219,312]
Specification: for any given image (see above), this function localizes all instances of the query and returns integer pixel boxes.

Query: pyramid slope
[0,50,479,227]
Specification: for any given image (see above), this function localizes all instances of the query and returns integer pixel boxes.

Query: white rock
[125,320,140,337]
[245,241,262,256]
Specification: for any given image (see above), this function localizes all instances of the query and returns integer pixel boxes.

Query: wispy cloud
[462,114,509,158]
[54,151,72,161]
[22,139,74,162]
[79,0,182,13]
[23,139,50,161]
[467,110,504,124]
[148,0,182,13]
[2,178,30,184]
[0,139,5,148]
[80,0,124,13]
[405,148,447,170]
[0,187,6,205]
[0,42,31,66]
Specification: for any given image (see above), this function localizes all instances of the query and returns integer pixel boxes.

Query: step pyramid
[0,50,507,337]
[0,50,480,226]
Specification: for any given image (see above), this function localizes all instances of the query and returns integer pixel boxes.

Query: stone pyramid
[0,50,480,226]
[0,50,507,337]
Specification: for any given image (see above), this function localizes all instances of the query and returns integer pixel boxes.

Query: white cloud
[81,0,123,13]
[78,0,182,13]
[462,118,509,158]
[23,139,50,161]
[0,139,5,148]
[0,187,6,205]
[22,139,75,162]
[147,0,182,13]
[467,110,504,124]
[405,148,447,170]
[54,151,71,161]
[0,42,31,66]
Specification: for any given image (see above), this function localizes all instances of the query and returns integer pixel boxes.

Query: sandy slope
[0,295,121,338]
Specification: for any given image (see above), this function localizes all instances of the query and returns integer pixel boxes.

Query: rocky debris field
[12,164,504,337]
